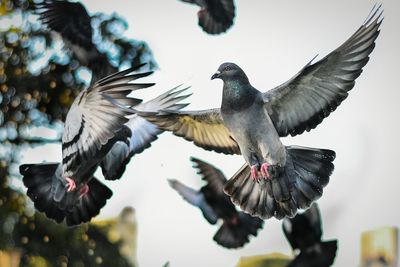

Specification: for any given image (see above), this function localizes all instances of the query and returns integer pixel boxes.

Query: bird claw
[65,177,76,192]
[79,184,89,198]
[261,163,270,180]
[250,165,260,182]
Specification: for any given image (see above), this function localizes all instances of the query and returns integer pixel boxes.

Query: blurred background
[1,0,399,266]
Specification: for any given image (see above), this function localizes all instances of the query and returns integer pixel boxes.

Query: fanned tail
[20,163,112,226]
[224,146,335,219]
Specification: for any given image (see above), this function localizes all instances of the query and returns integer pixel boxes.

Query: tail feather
[213,212,264,249]
[20,163,112,226]
[65,177,112,226]
[224,146,335,219]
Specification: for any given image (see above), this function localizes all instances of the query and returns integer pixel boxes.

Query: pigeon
[36,0,117,84]
[20,65,190,226]
[139,6,383,219]
[282,203,337,267]
[168,157,263,249]
[178,0,235,34]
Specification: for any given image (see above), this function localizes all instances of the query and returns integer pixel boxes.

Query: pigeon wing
[191,157,227,198]
[62,65,155,175]
[100,85,191,180]
[302,203,323,239]
[263,5,382,137]
[37,1,94,52]
[168,179,219,224]
[138,108,241,155]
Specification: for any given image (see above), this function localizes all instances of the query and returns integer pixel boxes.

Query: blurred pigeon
[282,203,337,267]
[179,0,235,34]
[36,0,117,84]
[168,157,263,249]
[20,65,190,226]
[140,6,382,219]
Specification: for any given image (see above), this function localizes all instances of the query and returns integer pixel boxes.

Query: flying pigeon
[139,6,383,219]
[168,157,263,249]
[36,0,117,84]
[20,65,190,226]
[178,0,235,34]
[282,203,337,267]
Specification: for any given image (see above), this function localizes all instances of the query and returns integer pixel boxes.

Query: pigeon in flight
[178,0,235,34]
[282,203,337,267]
[168,157,263,249]
[36,0,117,84]
[20,65,190,226]
[139,6,383,219]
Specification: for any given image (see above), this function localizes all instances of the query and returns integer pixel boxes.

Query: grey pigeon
[36,0,117,84]
[20,65,190,226]
[168,157,263,249]
[139,6,382,219]
[282,203,337,267]
[179,0,235,34]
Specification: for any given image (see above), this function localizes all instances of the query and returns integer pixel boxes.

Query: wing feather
[263,6,382,137]
[138,108,240,155]
[61,67,154,176]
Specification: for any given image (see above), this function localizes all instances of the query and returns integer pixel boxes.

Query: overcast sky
[21,0,400,266]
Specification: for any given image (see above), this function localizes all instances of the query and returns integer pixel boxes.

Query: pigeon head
[211,62,248,82]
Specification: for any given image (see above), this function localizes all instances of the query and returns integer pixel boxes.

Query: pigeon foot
[261,163,270,180]
[79,184,89,198]
[250,165,259,181]
[66,177,76,192]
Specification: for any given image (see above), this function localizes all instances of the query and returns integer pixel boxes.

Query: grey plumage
[140,6,382,219]
[21,65,151,225]
[101,85,191,181]
[20,66,190,226]
[168,157,263,249]
[179,0,235,34]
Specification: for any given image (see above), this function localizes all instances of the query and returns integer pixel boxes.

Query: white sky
[20,0,400,266]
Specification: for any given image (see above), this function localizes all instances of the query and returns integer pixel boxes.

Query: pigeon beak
[211,71,221,80]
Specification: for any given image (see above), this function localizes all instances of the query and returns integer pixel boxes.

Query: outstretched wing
[191,157,227,197]
[139,108,241,155]
[62,65,155,175]
[263,5,382,137]
[168,179,219,224]
[37,0,94,52]
[100,85,191,181]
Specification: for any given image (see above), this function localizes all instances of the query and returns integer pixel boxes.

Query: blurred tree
[0,0,156,266]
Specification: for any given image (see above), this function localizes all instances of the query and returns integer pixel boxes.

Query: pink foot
[250,165,259,181]
[261,163,270,180]
[79,184,89,198]
[65,177,76,192]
